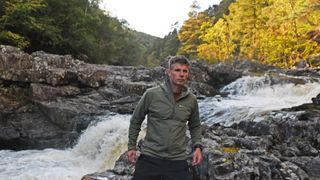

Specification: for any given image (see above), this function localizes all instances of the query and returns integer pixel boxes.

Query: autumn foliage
[179,0,320,68]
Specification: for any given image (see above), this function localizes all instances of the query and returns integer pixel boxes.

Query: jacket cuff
[128,145,137,151]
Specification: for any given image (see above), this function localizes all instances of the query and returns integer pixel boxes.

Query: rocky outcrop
[2,44,320,179]
[1,45,237,150]
[83,96,320,179]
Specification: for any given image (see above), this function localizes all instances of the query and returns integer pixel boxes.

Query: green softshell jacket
[128,81,202,160]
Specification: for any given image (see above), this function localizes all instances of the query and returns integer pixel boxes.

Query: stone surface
[0,45,223,150]
[83,103,320,179]
[1,45,320,179]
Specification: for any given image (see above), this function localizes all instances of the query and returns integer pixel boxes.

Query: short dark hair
[168,55,190,69]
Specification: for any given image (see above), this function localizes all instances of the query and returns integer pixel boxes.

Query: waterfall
[199,75,320,126]
[0,114,131,180]
[0,75,319,179]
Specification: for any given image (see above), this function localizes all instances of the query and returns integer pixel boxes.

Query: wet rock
[82,152,134,180]
[0,104,78,150]
[214,161,234,176]
[208,63,242,89]
[233,59,280,73]
[86,101,320,180]
[0,45,221,150]
[284,67,320,79]
[30,83,80,101]
[312,93,320,104]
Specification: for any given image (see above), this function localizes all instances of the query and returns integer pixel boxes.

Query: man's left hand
[193,147,203,166]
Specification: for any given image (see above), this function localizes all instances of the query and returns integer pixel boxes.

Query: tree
[198,18,236,62]
[159,29,180,61]
[0,0,146,65]
[205,0,236,20]
[225,0,269,60]
[198,0,320,68]
[259,0,320,67]
[42,0,101,61]
[178,1,214,59]
[0,0,49,49]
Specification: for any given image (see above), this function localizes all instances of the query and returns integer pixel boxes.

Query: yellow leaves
[197,44,218,63]
[192,0,320,68]
[178,11,214,58]
[258,0,320,67]
[179,0,320,68]
[197,18,237,62]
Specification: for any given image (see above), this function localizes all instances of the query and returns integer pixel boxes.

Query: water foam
[200,76,320,126]
[0,114,131,180]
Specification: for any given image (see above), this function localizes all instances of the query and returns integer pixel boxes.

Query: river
[0,75,319,180]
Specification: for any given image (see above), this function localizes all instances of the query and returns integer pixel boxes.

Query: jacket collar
[160,79,189,102]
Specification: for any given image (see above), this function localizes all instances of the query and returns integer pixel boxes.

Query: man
[128,55,203,180]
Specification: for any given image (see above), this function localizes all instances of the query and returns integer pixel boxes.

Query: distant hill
[133,31,162,49]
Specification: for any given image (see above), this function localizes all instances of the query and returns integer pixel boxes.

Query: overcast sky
[100,0,222,38]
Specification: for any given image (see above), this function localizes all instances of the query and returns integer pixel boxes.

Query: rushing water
[0,114,131,180]
[199,75,320,126]
[0,75,319,179]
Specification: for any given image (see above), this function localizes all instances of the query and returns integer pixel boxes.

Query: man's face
[167,63,189,87]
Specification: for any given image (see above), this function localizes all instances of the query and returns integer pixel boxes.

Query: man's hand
[193,147,203,166]
[127,149,137,164]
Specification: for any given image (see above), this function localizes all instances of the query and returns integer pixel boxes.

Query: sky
[100,0,222,38]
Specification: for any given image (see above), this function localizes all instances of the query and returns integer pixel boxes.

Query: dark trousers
[133,154,191,180]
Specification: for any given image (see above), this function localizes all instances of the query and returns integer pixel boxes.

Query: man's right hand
[127,149,137,164]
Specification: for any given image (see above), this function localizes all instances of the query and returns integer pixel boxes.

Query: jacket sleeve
[188,97,202,148]
[128,91,149,150]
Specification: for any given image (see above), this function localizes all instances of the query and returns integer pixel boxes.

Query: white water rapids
[0,75,319,179]
[200,75,320,126]
[0,114,131,180]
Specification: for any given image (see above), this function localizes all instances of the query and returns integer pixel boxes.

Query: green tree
[42,0,101,61]
[0,0,49,49]
[1,0,217,66]
[0,0,146,65]
[159,28,180,61]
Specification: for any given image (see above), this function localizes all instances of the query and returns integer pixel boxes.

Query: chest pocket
[175,104,192,122]
[148,100,173,120]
